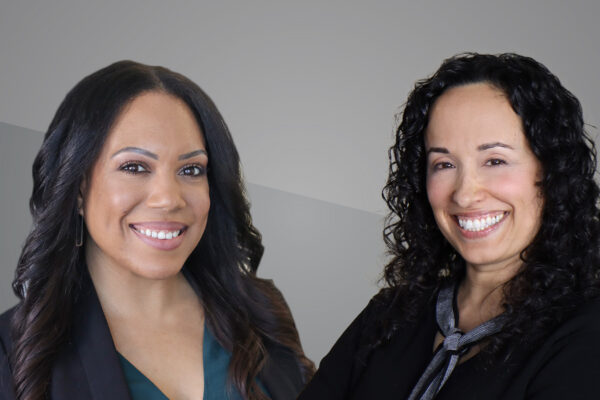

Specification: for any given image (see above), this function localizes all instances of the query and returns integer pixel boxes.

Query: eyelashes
[119,161,207,177]
[178,164,207,177]
[432,161,455,171]
[485,158,507,166]
[429,158,507,172]
[119,161,149,175]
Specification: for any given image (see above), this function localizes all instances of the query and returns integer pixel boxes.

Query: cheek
[492,174,524,193]
[426,175,451,212]
[110,191,142,220]
[490,170,539,206]
[85,178,142,227]
[187,189,211,222]
[196,197,210,221]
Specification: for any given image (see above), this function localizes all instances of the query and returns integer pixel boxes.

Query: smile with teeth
[132,226,184,240]
[457,213,505,232]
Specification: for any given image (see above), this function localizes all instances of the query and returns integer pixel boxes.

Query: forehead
[102,91,205,153]
[425,83,526,149]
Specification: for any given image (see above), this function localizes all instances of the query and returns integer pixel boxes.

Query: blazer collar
[51,271,131,400]
[52,268,304,400]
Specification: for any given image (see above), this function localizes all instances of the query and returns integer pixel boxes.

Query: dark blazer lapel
[51,275,131,400]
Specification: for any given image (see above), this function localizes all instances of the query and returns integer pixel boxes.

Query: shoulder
[247,279,309,398]
[0,306,17,400]
[0,306,17,354]
[261,341,305,398]
[516,296,600,361]
[543,296,600,348]
[312,291,390,362]
[332,288,412,352]
[297,292,399,400]
[563,295,600,327]
[551,295,600,349]
[518,297,600,399]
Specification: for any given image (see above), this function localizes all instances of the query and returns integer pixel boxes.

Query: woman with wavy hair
[0,61,313,400]
[299,53,600,399]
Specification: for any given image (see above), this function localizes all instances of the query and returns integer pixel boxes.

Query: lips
[129,222,188,249]
[456,212,506,232]
[133,226,183,240]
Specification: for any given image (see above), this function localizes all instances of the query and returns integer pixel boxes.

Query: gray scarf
[407,284,506,400]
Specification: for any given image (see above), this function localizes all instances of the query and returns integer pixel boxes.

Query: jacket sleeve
[297,299,378,400]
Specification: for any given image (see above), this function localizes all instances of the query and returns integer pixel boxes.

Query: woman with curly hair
[299,53,600,399]
[0,61,313,400]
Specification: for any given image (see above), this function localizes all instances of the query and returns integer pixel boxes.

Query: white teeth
[136,227,183,240]
[458,213,505,232]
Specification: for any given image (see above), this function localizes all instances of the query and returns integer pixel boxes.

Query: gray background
[1,1,599,363]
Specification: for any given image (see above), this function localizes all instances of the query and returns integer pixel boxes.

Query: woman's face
[425,83,543,274]
[82,91,210,280]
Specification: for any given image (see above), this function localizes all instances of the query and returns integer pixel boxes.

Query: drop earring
[75,213,84,247]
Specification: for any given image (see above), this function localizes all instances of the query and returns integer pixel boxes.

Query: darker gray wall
[248,183,383,360]
[0,122,43,310]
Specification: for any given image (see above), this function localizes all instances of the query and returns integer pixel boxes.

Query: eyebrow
[477,142,514,151]
[178,149,208,160]
[111,147,208,160]
[426,142,514,155]
[426,147,449,155]
[111,147,158,159]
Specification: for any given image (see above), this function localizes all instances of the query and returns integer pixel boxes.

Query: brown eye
[179,165,206,177]
[120,163,148,174]
[433,161,454,171]
[486,159,507,166]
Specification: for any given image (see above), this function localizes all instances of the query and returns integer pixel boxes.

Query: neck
[88,261,197,323]
[456,259,521,330]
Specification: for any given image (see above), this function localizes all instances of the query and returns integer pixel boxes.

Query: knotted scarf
[407,283,506,400]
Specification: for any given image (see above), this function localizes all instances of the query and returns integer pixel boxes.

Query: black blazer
[0,274,305,400]
[298,295,600,399]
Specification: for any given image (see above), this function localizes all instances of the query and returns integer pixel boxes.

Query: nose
[452,168,484,208]
[145,172,186,211]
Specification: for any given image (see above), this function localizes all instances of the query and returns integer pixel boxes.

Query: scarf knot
[442,330,462,354]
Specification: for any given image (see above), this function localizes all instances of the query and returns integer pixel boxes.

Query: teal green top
[118,325,262,400]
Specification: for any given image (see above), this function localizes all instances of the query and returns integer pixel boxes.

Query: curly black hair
[376,52,600,354]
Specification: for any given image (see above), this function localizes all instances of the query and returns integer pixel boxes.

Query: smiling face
[82,91,210,281]
[425,83,543,275]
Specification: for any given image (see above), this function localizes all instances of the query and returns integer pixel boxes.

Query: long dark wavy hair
[10,61,314,400]
[376,53,600,355]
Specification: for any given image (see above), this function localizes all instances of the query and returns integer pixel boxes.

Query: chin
[130,264,184,280]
